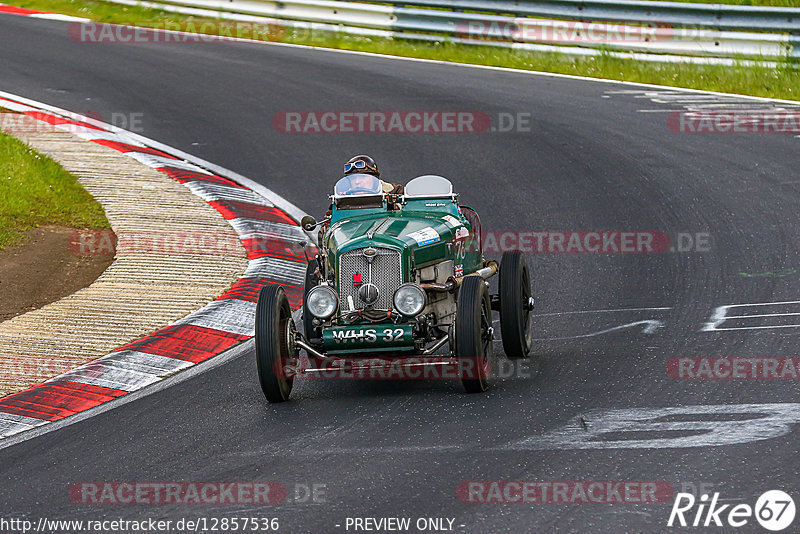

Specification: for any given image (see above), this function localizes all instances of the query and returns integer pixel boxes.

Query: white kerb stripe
[228,217,307,242]
[0,413,49,439]
[172,298,257,337]
[243,257,306,286]
[127,152,212,174]
[52,360,163,392]
[76,130,147,146]
[101,350,195,376]
[184,181,274,206]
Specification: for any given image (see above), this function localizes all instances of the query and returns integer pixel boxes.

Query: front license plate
[323,324,415,353]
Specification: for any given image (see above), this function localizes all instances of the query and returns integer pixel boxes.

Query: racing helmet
[343,155,380,177]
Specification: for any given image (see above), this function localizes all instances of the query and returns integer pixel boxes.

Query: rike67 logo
[668,490,795,531]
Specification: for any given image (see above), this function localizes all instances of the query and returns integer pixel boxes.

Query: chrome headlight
[393,283,427,317]
[306,285,338,319]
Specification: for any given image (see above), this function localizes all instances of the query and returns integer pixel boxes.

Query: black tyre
[302,259,321,344]
[255,285,297,403]
[499,252,534,359]
[455,276,493,393]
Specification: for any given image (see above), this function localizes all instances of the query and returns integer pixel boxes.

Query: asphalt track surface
[1,13,800,534]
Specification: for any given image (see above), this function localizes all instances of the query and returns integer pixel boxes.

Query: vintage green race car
[255,173,534,402]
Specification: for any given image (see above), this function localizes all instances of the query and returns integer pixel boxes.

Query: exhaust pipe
[420,260,498,293]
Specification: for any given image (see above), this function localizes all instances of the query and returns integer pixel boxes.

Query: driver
[316,155,402,246]
[341,173,380,195]
[343,155,403,194]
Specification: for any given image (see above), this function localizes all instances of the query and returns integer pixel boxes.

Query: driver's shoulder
[380,180,404,195]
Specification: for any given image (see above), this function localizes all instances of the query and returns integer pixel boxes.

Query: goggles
[344,159,378,174]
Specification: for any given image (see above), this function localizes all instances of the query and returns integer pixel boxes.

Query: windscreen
[334,173,383,196]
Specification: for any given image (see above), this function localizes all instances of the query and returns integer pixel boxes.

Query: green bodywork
[322,197,482,288]
[313,194,482,354]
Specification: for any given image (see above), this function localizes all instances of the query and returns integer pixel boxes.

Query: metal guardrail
[376,0,800,33]
[107,0,800,62]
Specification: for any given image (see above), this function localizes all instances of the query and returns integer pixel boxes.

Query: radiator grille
[338,247,402,312]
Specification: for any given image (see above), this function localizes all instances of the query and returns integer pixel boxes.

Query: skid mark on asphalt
[534,320,665,340]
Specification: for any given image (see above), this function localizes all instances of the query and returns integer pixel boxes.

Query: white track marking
[535,307,671,317]
[605,89,800,120]
[702,301,800,331]
[29,12,89,22]
[505,403,800,450]
[727,312,800,319]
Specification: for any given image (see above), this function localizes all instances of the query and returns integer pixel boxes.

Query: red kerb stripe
[112,324,248,363]
[0,382,126,421]
[92,139,178,159]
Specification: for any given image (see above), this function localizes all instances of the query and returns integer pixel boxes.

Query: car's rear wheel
[255,285,297,403]
[456,276,493,393]
[499,252,534,359]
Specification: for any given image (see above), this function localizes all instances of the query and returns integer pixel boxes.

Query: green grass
[0,131,110,250]
[8,0,800,101]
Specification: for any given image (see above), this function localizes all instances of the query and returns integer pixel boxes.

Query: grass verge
[0,130,110,250]
[6,0,800,101]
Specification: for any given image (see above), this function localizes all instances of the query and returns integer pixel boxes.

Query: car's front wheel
[456,276,493,393]
[255,285,297,403]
